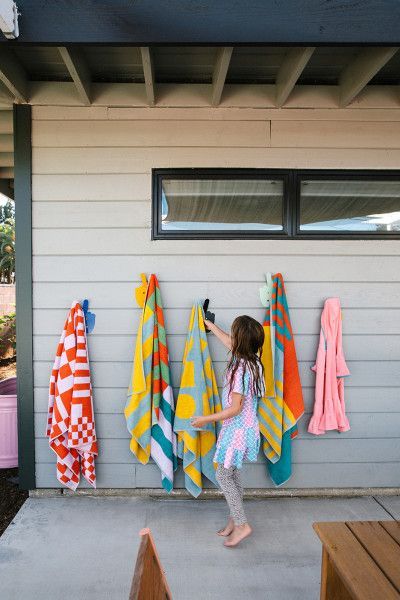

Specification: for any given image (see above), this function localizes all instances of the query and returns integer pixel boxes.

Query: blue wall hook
[82,299,96,334]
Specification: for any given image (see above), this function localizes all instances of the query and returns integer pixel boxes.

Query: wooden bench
[129,528,172,600]
[313,521,400,600]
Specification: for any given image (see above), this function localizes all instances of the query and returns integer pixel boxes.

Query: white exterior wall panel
[32,106,400,489]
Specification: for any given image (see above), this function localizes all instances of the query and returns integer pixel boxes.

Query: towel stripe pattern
[259,273,304,486]
[125,274,177,492]
[47,301,98,490]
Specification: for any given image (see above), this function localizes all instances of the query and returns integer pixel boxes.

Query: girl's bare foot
[217,517,234,536]
[224,523,252,547]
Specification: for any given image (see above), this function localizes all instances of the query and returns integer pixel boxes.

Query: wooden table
[313,521,400,600]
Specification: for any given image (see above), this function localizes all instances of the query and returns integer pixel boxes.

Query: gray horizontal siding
[32,107,400,489]
[32,334,400,362]
[32,255,400,281]
[35,437,400,465]
[28,147,400,177]
[33,359,400,389]
[32,281,400,309]
[32,307,400,336]
[34,412,400,441]
[33,386,400,415]
[34,462,400,489]
[31,230,400,258]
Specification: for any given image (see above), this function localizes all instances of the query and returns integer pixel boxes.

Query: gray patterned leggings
[216,464,247,526]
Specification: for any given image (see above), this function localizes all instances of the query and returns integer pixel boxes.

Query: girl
[191,315,265,548]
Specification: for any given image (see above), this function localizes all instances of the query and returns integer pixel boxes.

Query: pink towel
[308,298,350,435]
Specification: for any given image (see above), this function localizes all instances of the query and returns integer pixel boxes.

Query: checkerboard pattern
[47,301,98,490]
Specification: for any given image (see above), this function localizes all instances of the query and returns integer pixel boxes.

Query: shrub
[0,312,16,359]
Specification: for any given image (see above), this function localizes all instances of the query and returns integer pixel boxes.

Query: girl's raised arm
[204,320,232,350]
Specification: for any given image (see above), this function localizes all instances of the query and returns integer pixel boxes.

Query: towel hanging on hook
[47,301,98,490]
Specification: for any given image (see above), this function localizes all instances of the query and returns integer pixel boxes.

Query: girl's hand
[203,318,213,330]
[191,416,208,428]
[202,320,232,349]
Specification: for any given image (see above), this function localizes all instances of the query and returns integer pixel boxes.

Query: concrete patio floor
[0,495,399,600]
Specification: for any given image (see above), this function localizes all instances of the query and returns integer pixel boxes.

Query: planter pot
[0,377,18,468]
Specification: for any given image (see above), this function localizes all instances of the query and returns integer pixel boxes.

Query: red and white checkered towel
[46,301,98,490]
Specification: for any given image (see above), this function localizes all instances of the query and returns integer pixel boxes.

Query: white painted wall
[32,105,400,489]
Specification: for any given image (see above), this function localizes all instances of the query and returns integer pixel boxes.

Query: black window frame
[152,168,400,240]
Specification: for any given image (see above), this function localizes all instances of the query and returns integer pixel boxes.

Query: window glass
[300,179,400,232]
[161,178,284,232]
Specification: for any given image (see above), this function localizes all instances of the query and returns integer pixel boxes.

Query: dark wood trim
[153,168,400,240]
[14,104,35,490]
[1,0,400,45]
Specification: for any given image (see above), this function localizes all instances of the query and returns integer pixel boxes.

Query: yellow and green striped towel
[125,274,177,492]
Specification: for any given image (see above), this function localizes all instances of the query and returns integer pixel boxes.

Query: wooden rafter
[25,81,400,110]
[58,46,91,105]
[140,47,155,106]
[211,47,233,106]
[0,83,13,106]
[339,47,399,107]
[275,47,315,107]
[0,49,28,102]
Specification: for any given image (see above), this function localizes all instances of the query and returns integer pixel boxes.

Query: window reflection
[161,179,284,231]
[300,180,400,232]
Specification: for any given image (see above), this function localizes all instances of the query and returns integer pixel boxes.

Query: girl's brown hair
[227,315,265,397]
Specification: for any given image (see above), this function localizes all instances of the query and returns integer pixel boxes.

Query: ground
[0,494,399,599]
[0,468,28,537]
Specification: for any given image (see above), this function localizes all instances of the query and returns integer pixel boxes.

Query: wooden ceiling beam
[0,49,28,102]
[26,80,400,110]
[58,46,91,105]
[339,47,399,107]
[211,47,233,106]
[275,47,315,107]
[4,1,400,45]
[140,47,155,106]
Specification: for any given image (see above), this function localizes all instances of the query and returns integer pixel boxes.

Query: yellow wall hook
[135,273,148,307]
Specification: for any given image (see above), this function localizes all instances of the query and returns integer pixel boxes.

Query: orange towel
[47,301,98,490]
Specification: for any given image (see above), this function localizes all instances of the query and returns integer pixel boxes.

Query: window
[153,170,289,238]
[299,178,400,233]
[152,169,400,239]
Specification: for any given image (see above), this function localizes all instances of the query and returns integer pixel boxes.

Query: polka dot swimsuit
[214,359,263,469]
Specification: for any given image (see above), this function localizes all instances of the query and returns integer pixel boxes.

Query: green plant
[0,222,15,284]
[0,312,16,358]
[0,200,15,225]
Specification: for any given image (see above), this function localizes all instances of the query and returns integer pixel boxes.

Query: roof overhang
[1,0,400,46]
